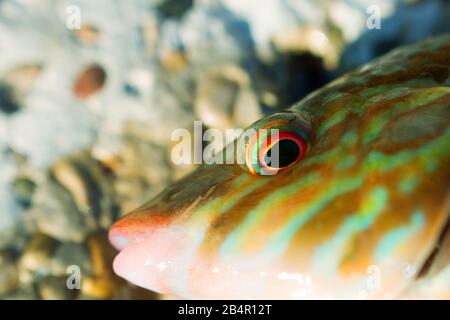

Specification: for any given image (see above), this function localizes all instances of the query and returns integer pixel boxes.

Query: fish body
[109,35,450,299]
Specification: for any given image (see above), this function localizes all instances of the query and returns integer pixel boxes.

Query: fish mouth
[108,200,182,292]
[109,210,293,298]
[109,208,198,295]
[107,164,238,295]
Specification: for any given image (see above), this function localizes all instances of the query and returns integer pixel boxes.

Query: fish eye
[264,138,301,168]
[237,111,315,176]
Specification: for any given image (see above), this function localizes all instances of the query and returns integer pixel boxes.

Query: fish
[109,34,450,299]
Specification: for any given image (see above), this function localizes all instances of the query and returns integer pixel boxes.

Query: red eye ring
[237,111,315,176]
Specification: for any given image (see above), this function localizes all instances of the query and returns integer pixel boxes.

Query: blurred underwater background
[0,0,449,299]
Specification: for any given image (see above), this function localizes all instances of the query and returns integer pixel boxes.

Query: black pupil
[264,139,300,169]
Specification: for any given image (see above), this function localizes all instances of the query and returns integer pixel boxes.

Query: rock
[92,69,194,151]
[80,233,123,299]
[272,26,340,69]
[11,176,36,209]
[0,64,42,116]
[52,159,92,216]
[3,284,37,300]
[73,64,107,99]
[0,225,28,254]
[195,74,238,130]
[157,0,193,20]
[221,0,346,63]
[0,83,21,114]
[74,25,100,45]
[51,153,116,230]
[20,233,57,274]
[142,15,160,56]
[0,252,18,296]
[8,100,97,168]
[2,64,43,100]
[179,2,255,68]
[0,150,22,249]
[38,276,78,300]
[81,275,120,299]
[0,218,20,251]
[221,0,313,60]
[194,65,262,132]
[160,49,188,73]
[259,91,279,108]
[28,179,95,243]
[138,81,195,145]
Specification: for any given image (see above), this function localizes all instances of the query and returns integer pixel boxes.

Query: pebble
[20,233,56,274]
[11,176,36,208]
[195,74,238,130]
[80,233,123,299]
[74,25,100,45]
[0,64,42,115]
[0,225,18,252]
[81,275,120,300]
[28,180,94,243]
[51,153,116,230]
[157,0,193,20]
[38,276,78,300]
[73,64,107,99]
[272,26,339,69]
[142,15,159,56]
[49,242,93,277]
[2,64,42,100]
[52,159,92,216]
[179,2,255,68]
[160,49,188,73]
[194,65,263,132]
[0,83,21,114]
[3,284,38,300]
[140,83,195,145]
[0,151,22,249]
[0,252,19,296]
[8,99,97,168]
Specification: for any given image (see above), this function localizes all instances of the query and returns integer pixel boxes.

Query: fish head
[109,35,450,299]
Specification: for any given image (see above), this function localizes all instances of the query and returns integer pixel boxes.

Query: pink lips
[108,209,198,295]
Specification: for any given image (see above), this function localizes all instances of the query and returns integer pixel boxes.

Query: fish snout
[108,208,174,251]
[109,207,202,295]
[109,165,236,251]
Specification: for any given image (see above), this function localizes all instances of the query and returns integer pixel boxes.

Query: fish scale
[109,34,450,299]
